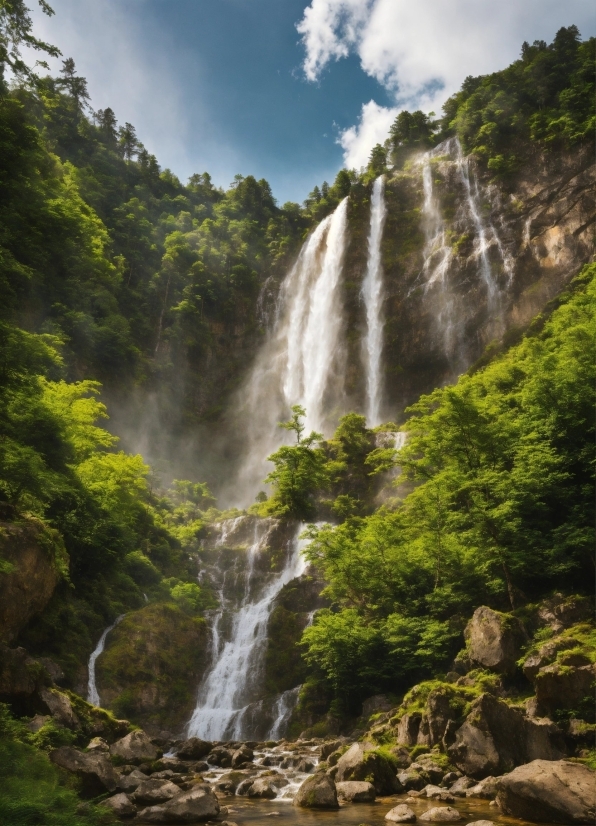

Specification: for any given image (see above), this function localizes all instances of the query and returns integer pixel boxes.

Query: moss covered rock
[96,603,208,732]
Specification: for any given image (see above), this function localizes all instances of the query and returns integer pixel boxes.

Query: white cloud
[297,0,595,165]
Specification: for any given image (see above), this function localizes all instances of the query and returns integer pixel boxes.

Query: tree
[95,106,118,143]
[389,110,437,167]
[367,143,387,177]
[59,57,89,113]
[264,405,328,520]
[0,0,60,84]
[118,122,138,161]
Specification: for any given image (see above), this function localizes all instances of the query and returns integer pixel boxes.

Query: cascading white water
[361,175,387,427]
[87,614,124,707]
[224,198,349,507]
[187,523,307,740]
[269,686,301,740]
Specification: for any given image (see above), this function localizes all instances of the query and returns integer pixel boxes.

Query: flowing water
[361,175,388,427]
[224,198,349,507]
[87,614,124,707]
[187,521,308,740]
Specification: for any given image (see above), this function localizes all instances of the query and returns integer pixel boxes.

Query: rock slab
[294,774,339,809]
[136,785,219,823]
[50,746,118,797]
[336,780,376,802]
[385,804,416,822]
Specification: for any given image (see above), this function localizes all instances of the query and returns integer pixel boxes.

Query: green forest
[0,2,594,821]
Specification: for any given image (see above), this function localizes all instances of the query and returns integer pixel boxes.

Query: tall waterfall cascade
[225,197,349,507]
[87,614,124,707]
[187,520,308,740]
[361,175,388,427]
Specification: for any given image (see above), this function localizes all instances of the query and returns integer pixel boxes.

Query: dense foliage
[275,266,596,714]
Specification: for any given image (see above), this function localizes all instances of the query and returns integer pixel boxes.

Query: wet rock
[294,773,339,808]
[206,746,233,767]
[39,687,80,729]
[424,784,455,802]
[235,778,256,796]
[50,746,118,797]
[496,759,596,824]
[441,771,460,786]
[396,713,422,746]
[336,780,376,802]
[535,663,596,714]
[214,771,252,794]
[136,785,220,823]
[419,806,462,821]
[111,730,159,764]
[296,757,315,772]
[132,779,180,805]
[152,756,190,773]
[362,694,394,718]
[466,822,495,826]
[397,767,427,791]
[87,736,109,752]
[449,776,475,796]
[100,792,136,818]
[320,739,345,759]
[385,804,416,822]
[336,742,402,795]
[231,745,253,768]
[176,737,213,760]
[247,778,277,798]
[117,769,149,793]
[464,606,525,674]
[465,776,499,799]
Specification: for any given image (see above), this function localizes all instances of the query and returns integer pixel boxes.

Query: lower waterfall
[87,614,124,707]
[187,520,308,740]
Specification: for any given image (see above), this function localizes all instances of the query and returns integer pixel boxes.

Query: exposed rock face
[447,693,565,777]
[0,644,48,704]
[132,779,180,805]
[396,712,421,746]
[335,742,401,794]
[534,663,596,715]
[96,603,209,732]
[110,730,159,763]
[294,773,339,808]
[136,785,220,823]
[464,606,525,674]
[50,746,118,797]
[0,520,64,643]
[496,759,596,824]
[385,803,417,822]
[336,780,376,801]
[537,595,592,633]
[39,687,80,729]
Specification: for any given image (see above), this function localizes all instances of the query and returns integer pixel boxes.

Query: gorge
[0,17,594,826]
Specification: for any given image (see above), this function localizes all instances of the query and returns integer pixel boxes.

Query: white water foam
[87,614,124,707]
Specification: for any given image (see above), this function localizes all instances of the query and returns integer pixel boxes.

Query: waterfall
[269,686,301,740]
[224,198,349,507]
[187,523,307,741]
[87,614,124,707]
[361,175,387,427]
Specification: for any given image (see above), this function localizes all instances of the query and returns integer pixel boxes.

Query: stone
[206,746,233,767]
[320,739,345,759]
[39,687,80,729]
[176,737,213,760]
[336,742,402,794]
[296,757,315,772]
[231,744,253,768]
[441,771,460,786]
[396,712,421,746]
[247,778,277,799]
[117,769,148,793]
[132,779,180,805]
[385,804,416,822]
[417,757,445,783]
[235,778,255,796]
[424,784,455,802]
[362,694,394,717]
[419,806,462,821]
[110,730,159,764]
[397,767,427,791]
[136,785,220,823]
[449,776,475,796]
[0,645,45,700]
[537,594,592,633]
[465,776,499,799]
[214,771,252,794]
[294,774,339,808]
[87,736,109,752]
[50,746,118,797]
[100,793,136,818]
[464,606,525,674]
[336,780,376,802]
[466,822,495,826]
[522,638,578,680]
[26,714,50,732]
[497,759,595,824]
[426,688,454,747]
[535,663,596,714]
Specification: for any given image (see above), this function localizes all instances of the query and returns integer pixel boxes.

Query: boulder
[132,778,180,805]
[417,757,445,783]
[522,638,578,680]
[320,739,346,759]
[27,714,50,732]
[537,594,592,633]
[419,806,462,821]
[398,767,427,791]
[294,774,339,808]
[424,784,455,802]
[117,769,148,793]
[235,778,255,796]
[447,693,565,778]
[110,730,159,764]
[247,777,277,798]
[231,744,253,768]
[535,663,596,714]
[396,712,421,746]
[465,776,499,799]
[426,688,454,746]
[0,645,46,701]
[464,606,525,674]
[213,771,251,794]
[50,746,118,797]
[385,804,416,822]
[176,737,213,760]
[39,687,80,729]
[496,759,595,824]
[335,742,401,794]
[206,746,233,767]
[441,771,460,786]
[100,792,136,818]
[336,780,376,802]
[136,785,220,823]
[87,736,109,752]
[466,822,495,826]
[449,776,475,796]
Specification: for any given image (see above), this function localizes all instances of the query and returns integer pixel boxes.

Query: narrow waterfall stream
[87,614,124,706]
[187,521,307,740]
[361,175,387,427]
[225,197,349,507]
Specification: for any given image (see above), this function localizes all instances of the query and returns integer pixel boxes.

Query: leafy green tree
[0,0,59,84]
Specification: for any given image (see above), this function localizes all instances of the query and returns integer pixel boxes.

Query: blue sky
[30,0,594,204]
